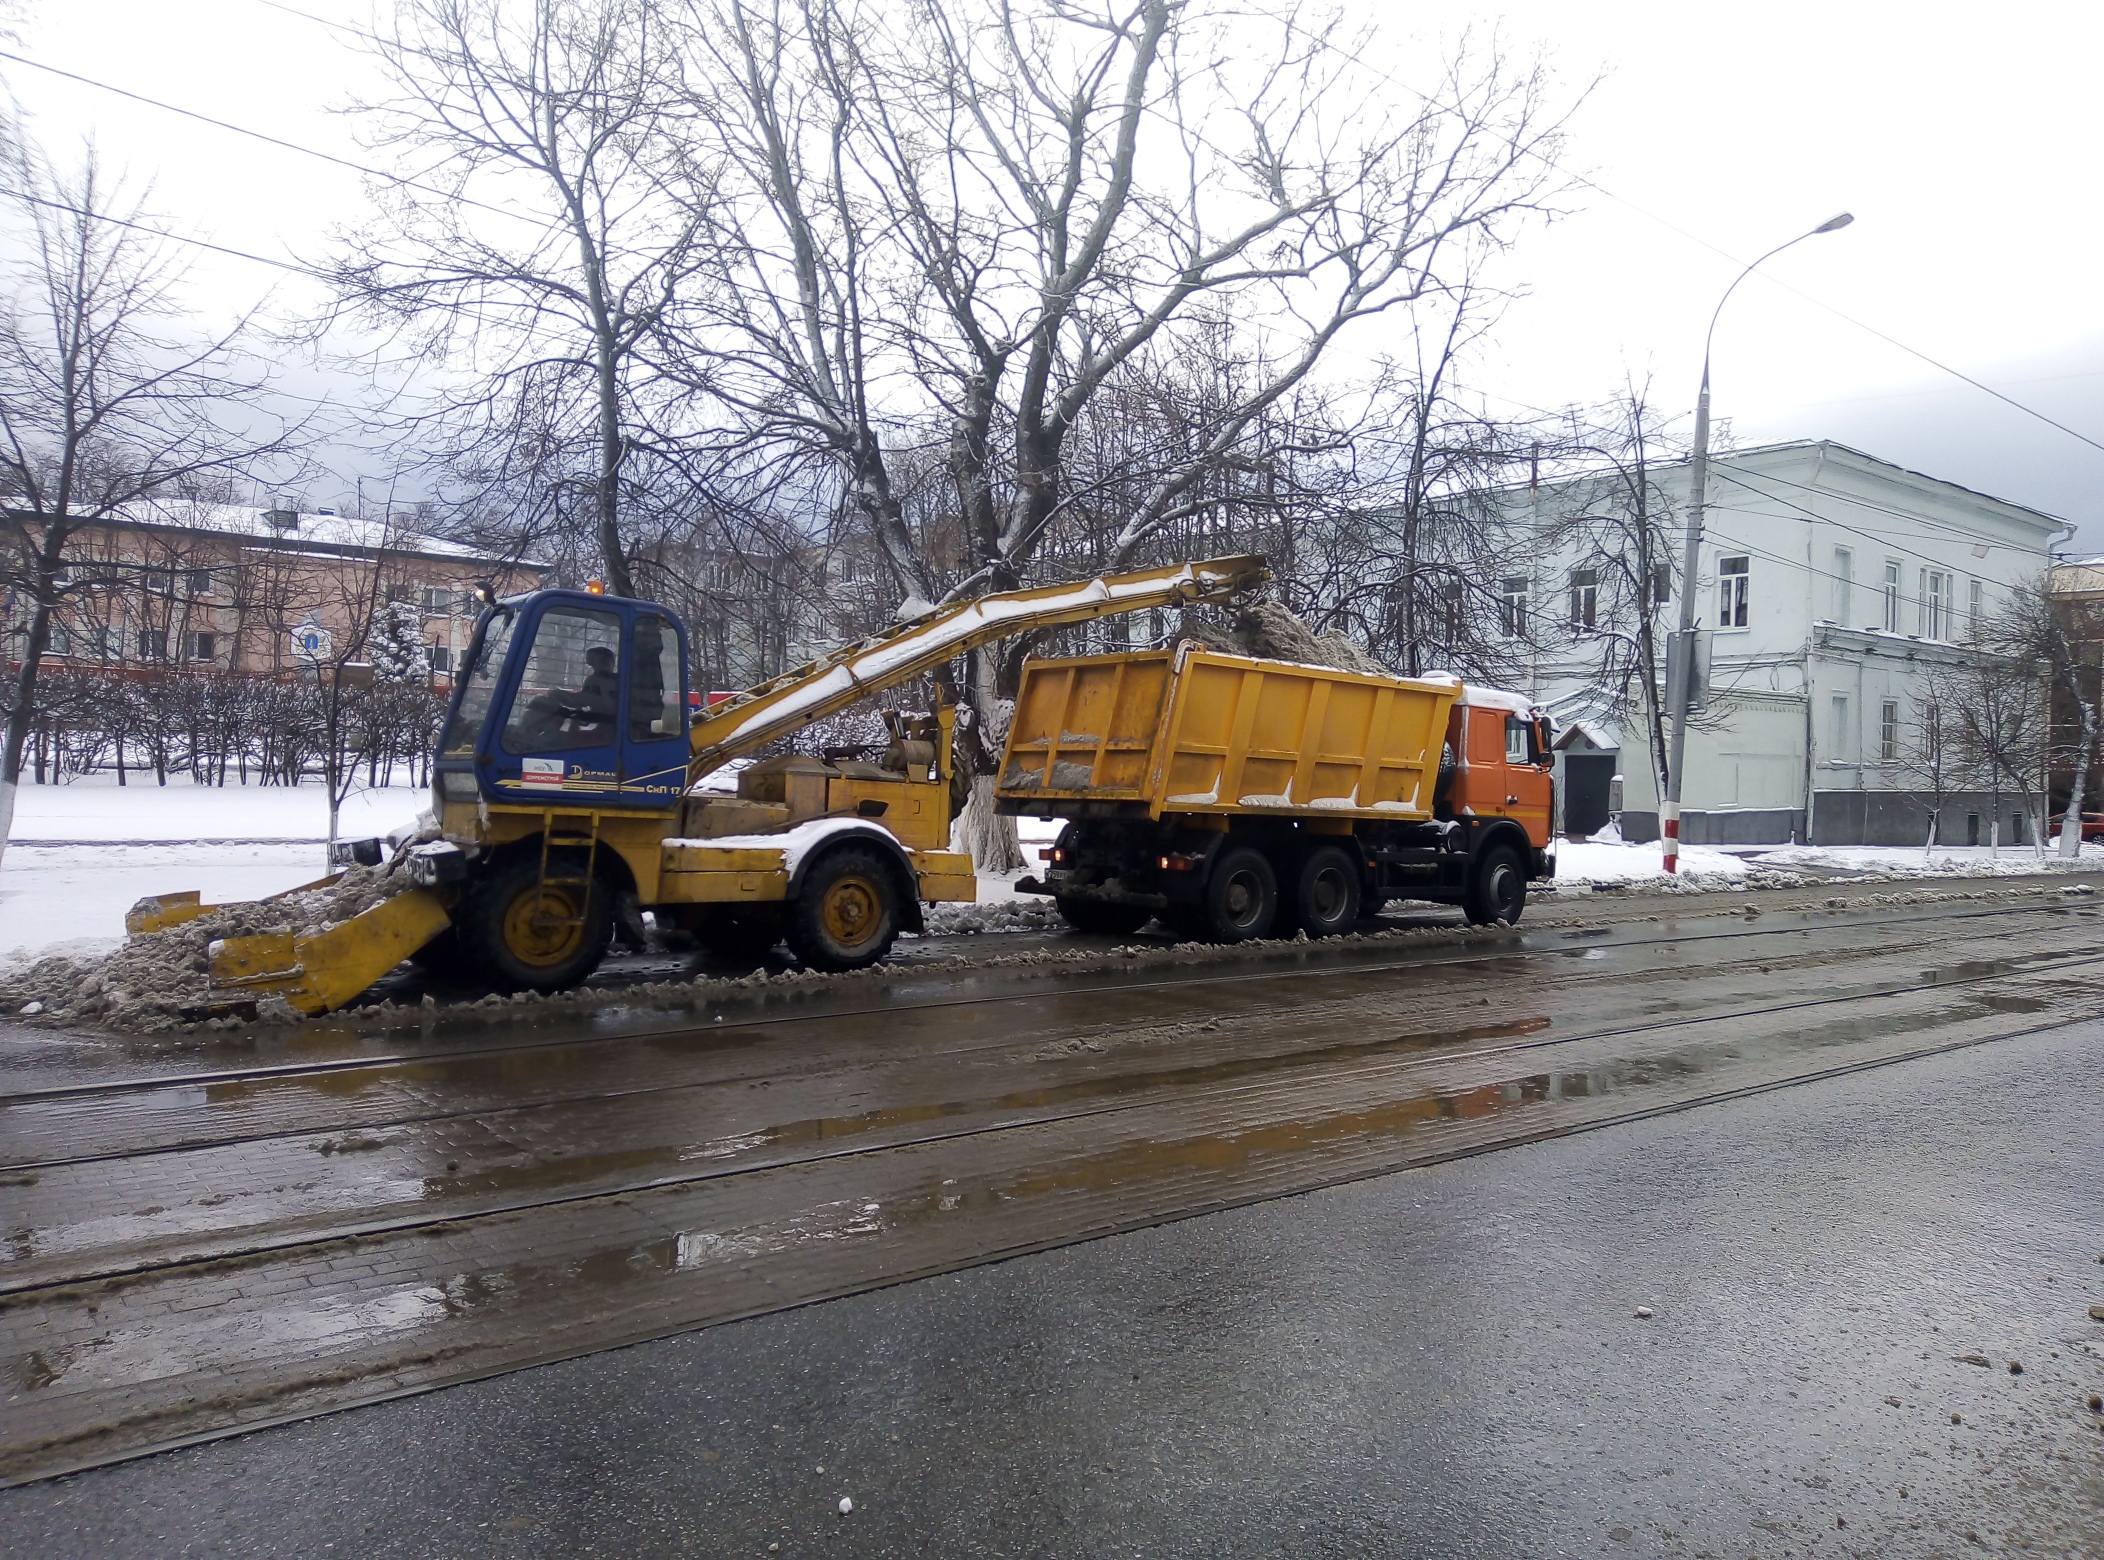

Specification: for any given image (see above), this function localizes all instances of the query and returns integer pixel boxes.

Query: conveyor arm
[686,555,1268,784]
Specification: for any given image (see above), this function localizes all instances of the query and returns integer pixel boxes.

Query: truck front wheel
[1463,845,1527,926]
[1192,845,1278,942]
[788,846,902,971]
[459,854,613,992]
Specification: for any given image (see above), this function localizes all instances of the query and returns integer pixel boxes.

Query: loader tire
[787,845,901,971]
[1463,844,1526,926]
[459,853,612,992]
[1055,896,1153,936]
[1281,845,1362,938]
[1196,845,1278,943]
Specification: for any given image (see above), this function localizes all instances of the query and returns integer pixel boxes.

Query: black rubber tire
[694,907,783,964]
[1199,845,1279,942]
[1463,844,1527,926]
[1055,896,1153,936]
[1284,844,1363,938]
[458,853,612,992]
[787,845,902,971]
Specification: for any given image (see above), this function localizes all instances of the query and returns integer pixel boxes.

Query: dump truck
[131,556,1269,1015]
[995,645,1554,939]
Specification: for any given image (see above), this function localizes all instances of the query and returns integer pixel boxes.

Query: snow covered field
[0,776,430,964]
[7,772,2094,969]
[1551,836,2104,886]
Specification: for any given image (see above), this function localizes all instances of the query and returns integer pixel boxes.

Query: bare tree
[0,128,303,869]
[675,0,1572,864]
[1989,575,2099,856]
[331,0,707,595]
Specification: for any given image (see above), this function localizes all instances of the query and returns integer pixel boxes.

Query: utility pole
[1661,212,1853,872]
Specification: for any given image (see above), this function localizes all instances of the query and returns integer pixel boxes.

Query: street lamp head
[1813,212,1855,233]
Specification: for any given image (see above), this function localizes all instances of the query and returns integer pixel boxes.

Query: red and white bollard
[1661,799,1680,874]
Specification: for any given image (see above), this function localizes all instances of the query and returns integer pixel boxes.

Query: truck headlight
[439,770,479,801]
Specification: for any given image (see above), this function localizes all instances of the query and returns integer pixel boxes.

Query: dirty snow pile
[1178,599,1388,675]
[0,860,411,1031]
[919,895,1063,936]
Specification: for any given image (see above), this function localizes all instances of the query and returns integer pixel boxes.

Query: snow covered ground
[1551,836,2104,886]
[0,776,430,965]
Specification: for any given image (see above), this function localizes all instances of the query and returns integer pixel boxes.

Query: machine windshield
[440,608,516,756]
[502,606,626,754]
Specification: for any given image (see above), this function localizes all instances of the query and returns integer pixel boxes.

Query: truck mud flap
[208,888,455,1018]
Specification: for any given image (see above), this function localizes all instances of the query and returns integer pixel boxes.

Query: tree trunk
[957,647,1023,872]
[2060,689,2096,856]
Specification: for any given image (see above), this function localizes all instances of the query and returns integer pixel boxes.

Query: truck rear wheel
[1055,897,1153,936]
[1464,844,1526,926]
[459,854,612,992]
[1284,845,1362,938]
[1194,845,1278,942]
[788,846,901,971]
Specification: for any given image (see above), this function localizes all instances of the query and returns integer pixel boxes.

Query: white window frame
[1882,560,1902,633]
[1919,568,1951,641]
[1568,569,1597,635]
[1498,577,1529,639]
[1717,555,1750,631]
[1879,699,1899,763]
[1968,578,1984,641]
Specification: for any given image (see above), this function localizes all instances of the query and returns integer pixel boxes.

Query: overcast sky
[6,0,2101,547]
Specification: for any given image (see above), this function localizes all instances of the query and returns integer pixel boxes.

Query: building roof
[1507,438,2069,537]
[42,499,544,570]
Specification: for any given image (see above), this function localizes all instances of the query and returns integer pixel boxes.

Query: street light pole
[1660,212,1853,872]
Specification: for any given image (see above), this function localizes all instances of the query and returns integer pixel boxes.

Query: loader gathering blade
[207,888,455,1017]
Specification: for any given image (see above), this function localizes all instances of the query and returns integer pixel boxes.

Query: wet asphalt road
[1,1011,2098,1558]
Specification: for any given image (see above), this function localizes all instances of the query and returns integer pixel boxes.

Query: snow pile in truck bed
[0,860,410,1031]
[1225,599,1389,675]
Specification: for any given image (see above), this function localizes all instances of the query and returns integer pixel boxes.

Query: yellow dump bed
[996,648,1461,821]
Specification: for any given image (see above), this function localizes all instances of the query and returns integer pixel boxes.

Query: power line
[10,190,323,278]
[0,46,533,227]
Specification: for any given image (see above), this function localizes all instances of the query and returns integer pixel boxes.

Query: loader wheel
[460,854,611,992]
[1283,845,1362,938]
[1054,896,1153,937]
[788,846,900,971]
[1463,844,1526,927]
[1197,845,1278,942]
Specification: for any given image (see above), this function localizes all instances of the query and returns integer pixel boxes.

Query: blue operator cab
[435,588,692,810]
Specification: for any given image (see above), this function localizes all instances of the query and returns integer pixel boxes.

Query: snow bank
[0,860,412,1031]
[5,774,427,842]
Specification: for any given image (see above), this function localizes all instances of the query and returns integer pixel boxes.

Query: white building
[1497,441,2066,846]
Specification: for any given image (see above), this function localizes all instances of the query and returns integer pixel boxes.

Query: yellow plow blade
[126,874,344,936]
[208,888,454,1017]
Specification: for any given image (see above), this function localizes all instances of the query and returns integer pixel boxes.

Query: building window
[1643,564,1671,611]
[1831,694,1851,760]
[1969,578,1984,640]
[1717,555,1750,629]
[143,563,176,596]
[1568,569,1597,633]
[423,586,452,613]
[1882,560,1901,632]
[47,621,69,656]
[97,625,122,660]
[428,643,453,673]
[190,631,216,661]
[1499,577,1529,638]
[1919,568,1951,640]
[185,567,215,598]
[1831,546,1852,623]
[1880,699,1899,762]
[138,628,168,660]
[386,583,413,605]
